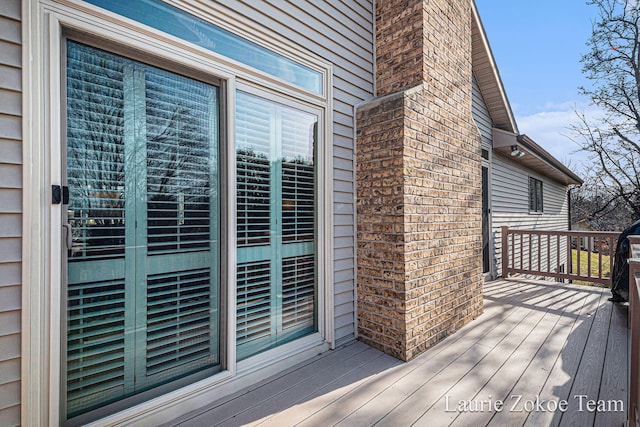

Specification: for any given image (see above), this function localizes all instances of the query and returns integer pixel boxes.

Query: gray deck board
[594,303,628,427]
[170,279,629,427]
[560,290,612,427]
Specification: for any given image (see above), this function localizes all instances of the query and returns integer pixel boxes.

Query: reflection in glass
[65,41,220,421]
[84,0,323,94]
[235,91,317,360]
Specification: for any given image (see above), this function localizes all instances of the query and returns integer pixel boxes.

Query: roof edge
[516,134,584,185]
[471,1,518,134]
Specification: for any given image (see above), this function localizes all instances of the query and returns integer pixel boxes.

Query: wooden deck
[167,279,629,427]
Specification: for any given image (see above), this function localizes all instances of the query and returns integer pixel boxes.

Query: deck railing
[628,236,640,427]
[501,226,620,286]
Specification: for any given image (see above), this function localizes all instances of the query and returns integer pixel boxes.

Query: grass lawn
[571,249,612,286]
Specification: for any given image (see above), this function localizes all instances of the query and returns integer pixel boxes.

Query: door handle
[62,223,73,255]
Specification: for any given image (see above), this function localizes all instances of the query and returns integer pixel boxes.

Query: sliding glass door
[64,41,221,419]
[62,38,320,423]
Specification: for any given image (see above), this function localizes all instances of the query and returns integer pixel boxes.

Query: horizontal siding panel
[334,202,353,215]
[334,145,354,160]
[287,1,372,53]
[0,263,20,287]
[0,358,20,385]
[0,286,19,311]
[334,122,354,140]
[0,238,20,263]
[0,310,20,336]
[334,135,355,151]
[334,213,354,226]
[0,0,20,20]
[334,225,354,239]
[334,191,354,204]
[335,0,372,24]
[335,326,356,345]
[333,157,353,171]
[0,115,21,140]
[334,86,370,111]
[333,111,353,129]
[334,279,355,295]
[334,289,354,306]
[0,16,20,44]
[0,404,19,427]
[333,74,374,102]
[334,312,353,329]
[334,301,353,317]
[334,258,354,272]
[0,189,21,212]
[0,41,20,68]
[0,139,21,164]
[334,236,353,249]
[334,282,354,297]
[0,214,20,237]
[0,164,21,189]
[0,381,20,410]
[0,333,19,361]
[353,0,371,12]
[0,65,20,91]
[334,180,353,193]
[472,74,492,150]
[334,98,355,117]
[0,89,20,116]
[323,0,372,29]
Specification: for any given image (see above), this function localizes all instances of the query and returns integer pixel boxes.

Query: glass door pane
[64,41,220,420]
[235,91,317,360]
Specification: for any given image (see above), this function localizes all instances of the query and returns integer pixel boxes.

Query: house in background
[573,219,597,251]
[0,0,582,425]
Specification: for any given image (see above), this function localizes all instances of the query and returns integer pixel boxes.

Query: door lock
[52,185,70,205]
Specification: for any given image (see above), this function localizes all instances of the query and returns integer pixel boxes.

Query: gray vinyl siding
[202,0,374,343]
[491,153,570,276]
[472,74,493,152]
[0,0,22,426]
[472,71,571,278]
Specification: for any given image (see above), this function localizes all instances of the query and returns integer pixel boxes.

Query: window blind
[235,92,317,360]
[65,41,220,420]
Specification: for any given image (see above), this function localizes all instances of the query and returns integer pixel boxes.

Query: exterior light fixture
[510,145,525,158]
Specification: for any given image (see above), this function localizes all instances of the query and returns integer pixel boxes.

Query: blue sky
[474,0,600,172]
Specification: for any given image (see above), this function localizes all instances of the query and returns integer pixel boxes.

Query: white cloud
[515,104,603,174]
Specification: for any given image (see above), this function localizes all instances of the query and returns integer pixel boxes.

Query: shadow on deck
[167,279,629,427]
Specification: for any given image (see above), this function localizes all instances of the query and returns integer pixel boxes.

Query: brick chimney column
[356,0,483,361]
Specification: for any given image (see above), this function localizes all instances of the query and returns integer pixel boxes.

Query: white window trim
[21,0,334,425]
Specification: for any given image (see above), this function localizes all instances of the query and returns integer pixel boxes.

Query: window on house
[529,177,544,213]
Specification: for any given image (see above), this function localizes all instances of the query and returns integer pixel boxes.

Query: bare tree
[573,0,640,225]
